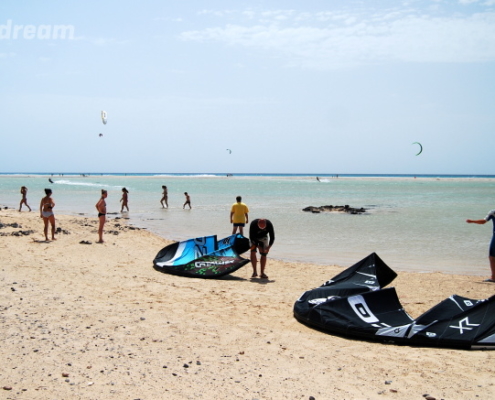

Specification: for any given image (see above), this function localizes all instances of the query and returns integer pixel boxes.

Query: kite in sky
[412,142,423,156]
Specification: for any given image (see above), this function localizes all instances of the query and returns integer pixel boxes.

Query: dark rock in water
[302,205,366,214]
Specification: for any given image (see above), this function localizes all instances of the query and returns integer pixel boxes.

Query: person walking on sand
[467,209,495,282]
[40,188,56,241]
[230,196,249,235]
[249,218,275,279]
[183,192,191,209]
[120,187,129,212]
[160,185,168,208]
[19,186,31,212]
[96,189,107,243]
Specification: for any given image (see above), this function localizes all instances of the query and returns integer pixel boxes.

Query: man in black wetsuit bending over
[249,218,275,279]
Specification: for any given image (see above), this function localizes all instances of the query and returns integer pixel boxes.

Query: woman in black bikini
[40,188,56,241]
[96,189,107,243]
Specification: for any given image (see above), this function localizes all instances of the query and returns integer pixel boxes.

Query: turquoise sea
[1,173,495,276]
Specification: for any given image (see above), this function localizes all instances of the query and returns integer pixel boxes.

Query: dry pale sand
[1,208,495,400]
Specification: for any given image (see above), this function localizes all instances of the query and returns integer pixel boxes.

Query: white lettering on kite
[348,295,379,324]
[449,317,480,334]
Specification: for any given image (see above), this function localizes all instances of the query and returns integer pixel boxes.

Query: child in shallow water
[19,186,31,212]
[120,187,129,212]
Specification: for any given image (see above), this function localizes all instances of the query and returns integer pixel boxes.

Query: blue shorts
[233,223,245,227]
[490,236,495,257]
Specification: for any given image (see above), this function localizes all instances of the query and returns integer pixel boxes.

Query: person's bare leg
[43,219,49,241]
[260,255,268,279]
[489,256,495,280]
[97,215,106,243]
[250,251,258,277]
[50,216,56,240]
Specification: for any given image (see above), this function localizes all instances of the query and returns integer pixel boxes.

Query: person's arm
[249,220,256,242]
[230,211,234,223]
[267,220,275,247]
[466,219,487,224]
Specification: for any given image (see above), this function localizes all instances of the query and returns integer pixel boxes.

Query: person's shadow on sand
[249,277,274,284]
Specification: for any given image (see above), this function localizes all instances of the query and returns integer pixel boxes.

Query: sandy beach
[1,208,495,400]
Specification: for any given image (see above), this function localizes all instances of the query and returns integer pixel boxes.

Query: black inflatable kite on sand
[294,253,495,349]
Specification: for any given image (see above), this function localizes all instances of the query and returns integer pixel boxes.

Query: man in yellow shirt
[230,196,249,235]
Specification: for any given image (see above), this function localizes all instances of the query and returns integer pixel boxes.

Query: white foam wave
[152,174,220,178]
[53,180,119,188]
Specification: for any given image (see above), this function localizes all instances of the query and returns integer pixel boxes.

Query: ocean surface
[1,173,495,276]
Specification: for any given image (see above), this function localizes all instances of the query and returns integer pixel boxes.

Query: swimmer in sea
[40,188,56,241]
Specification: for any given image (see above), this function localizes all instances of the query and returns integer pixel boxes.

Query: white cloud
[180,9,495,69]
[457,0,495,4]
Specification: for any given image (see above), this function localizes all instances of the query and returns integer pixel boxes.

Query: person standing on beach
[230,196,249,235]
[249,218,275,279]
[120,187,129,212]
[183,192,191,209]
[160,185,168,208]
[40,188,56,241]
[467,210,495,282]
[19,186,31,212]
[96,189,107,243]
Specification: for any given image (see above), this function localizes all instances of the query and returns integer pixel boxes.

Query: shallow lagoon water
[2,173,495,276]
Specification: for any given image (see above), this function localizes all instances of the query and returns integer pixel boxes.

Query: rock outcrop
[302,205,366,214]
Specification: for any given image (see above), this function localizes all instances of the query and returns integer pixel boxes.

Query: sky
[1,0,494,174]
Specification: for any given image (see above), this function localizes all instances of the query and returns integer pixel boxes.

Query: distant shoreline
[2,172,495,179]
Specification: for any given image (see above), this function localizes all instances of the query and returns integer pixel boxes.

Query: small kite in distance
[101,110,107,125]
[412,142,423,156]
[226,149,232,154]
[99,133,103,137]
